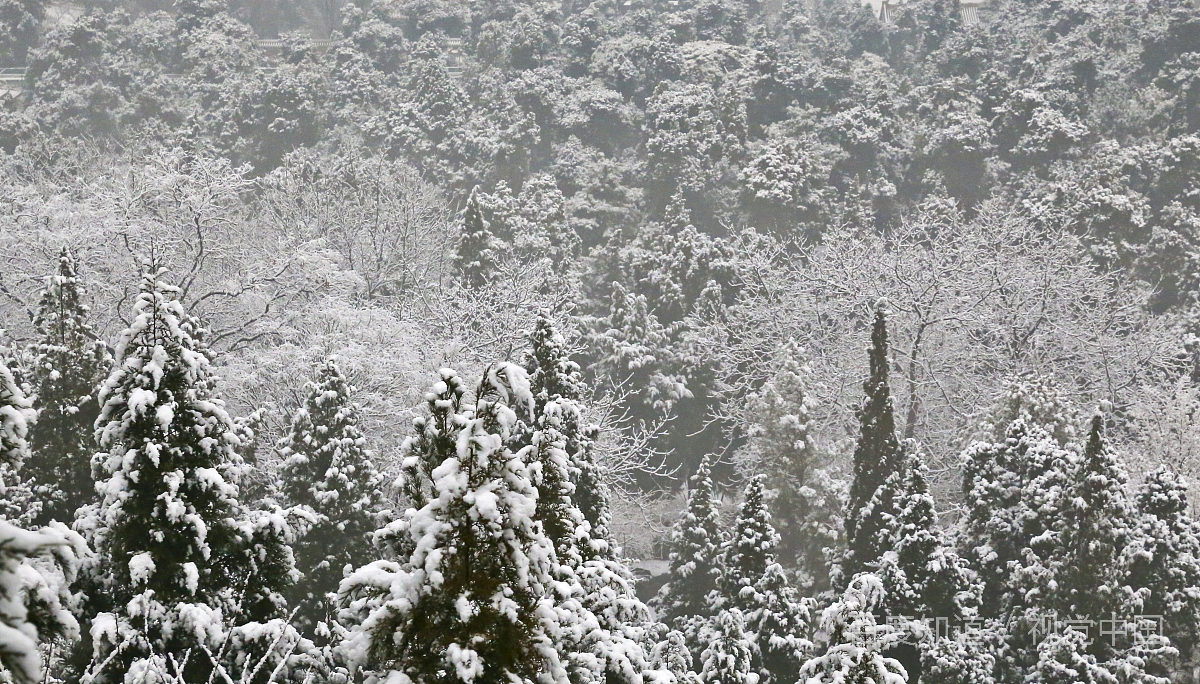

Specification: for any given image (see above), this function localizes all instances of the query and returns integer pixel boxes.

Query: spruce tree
[279,357,386,635]
[1123,466,1200,661]
[80,269,250,683]
[659,455,725,632]
[454,186,502,290]
[844,304,906,581]
[339,363,570,684]
[23,249,111,526]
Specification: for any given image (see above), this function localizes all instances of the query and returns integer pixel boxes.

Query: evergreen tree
[844,304,906,582]
[522,312,614,557]
[279,357,386,635]
[514,320,654,684]
[339,363,571,684]
[659,455,725,633]
[700,609,759,684]
[984,374,1077,446]
[719,475,812,684]
[1015,414,1135,659]
[737,342,840,592]
[454,186,502,290]
[957,418,1069,620]
[872,453,977,623]
[79,269,297,684]
[1029,631,1116,684]
[651,629,702,684]
[797,574,907,684]
[1123,466,1200,662]
[23,249,112,527]
[0,361,35,491]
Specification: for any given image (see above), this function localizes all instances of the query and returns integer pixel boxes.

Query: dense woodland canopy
[3,0,1200,682]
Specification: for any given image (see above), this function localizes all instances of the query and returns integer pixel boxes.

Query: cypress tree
[522,312,615,557]
[719,476,811,684]
[454,186,501,290]
[797,575,907,684]
[339,363,571,684]
[279,357,386,635]
[1123,466,1200,662]
[957,418,1067,620]
[873,453,976,623]
[1016,414,1137,660]
[844,304,906,581]
[738,342,839,592]
[699,609,758,684]
[23,249,111,526]
[80,269,248,684]
[659,455,725,632]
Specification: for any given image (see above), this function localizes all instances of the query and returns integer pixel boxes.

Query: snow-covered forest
[2,0,1200,682]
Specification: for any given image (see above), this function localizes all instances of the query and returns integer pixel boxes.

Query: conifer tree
[844,304,906,581]
[80,269,252,683]
[516,318,654,684]
[1016,414,1138,659]
[339,363,570,684]
[797,574,907,684]
[872,453,976,623]
[279,357,386,635]
[984,374,1077,446]
[957,418,1068,620]
[700,609,759,684]
[23,249,111,526]
[454,186,502,290]
[1123,466,1200,661]
[659,455,725,632]
[737,342,840,592]
[0,362,36,493]
[651,630,702,684]
[521,312,614,557]
[719,476,812,684]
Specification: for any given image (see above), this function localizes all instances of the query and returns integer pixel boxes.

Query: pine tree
[700,609,759,684]
[279,357,386,635]
[22,249,111,527]
[719,476,812,684]
[79,269,298,684]
[454,186,502,290]
[738,342,840,592]
[844,304,906,582]
[659,455,725,632]
[1123,466,1200,661]
[797,574,907,684]
[339,363,570,684]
